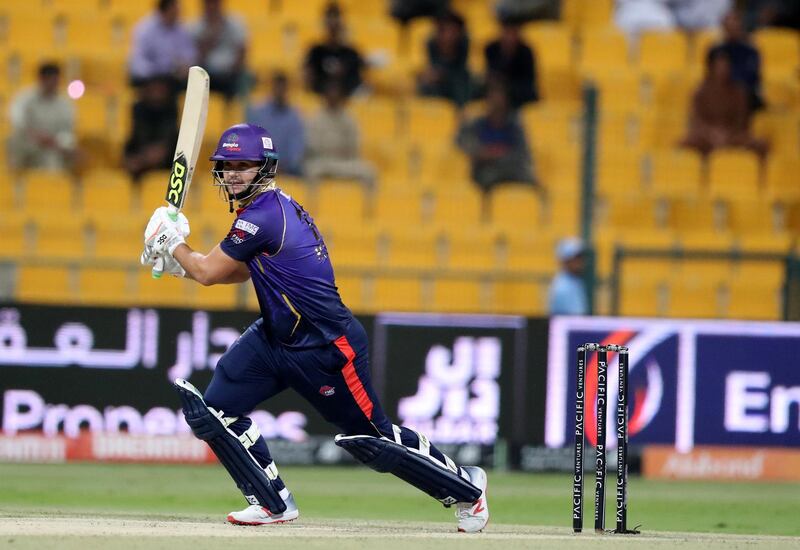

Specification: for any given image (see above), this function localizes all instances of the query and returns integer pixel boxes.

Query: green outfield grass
[0,462,797,537]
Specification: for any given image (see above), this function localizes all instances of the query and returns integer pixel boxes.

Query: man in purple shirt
[141,123,490,532]
[128,0,197,88]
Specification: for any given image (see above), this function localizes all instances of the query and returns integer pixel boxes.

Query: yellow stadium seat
[618,277,668,318]
[5,14,58,53]
[314,179,368,230]
[90,216,144,261]
[350,97,399,144]
[75,92,110,139]
[33,217,87,259]
[765,157,800,203]
[578,28,630,73]
[647,148,703,199]
[677,229,735,249]
[522,103,582,149]
[429,184,485,230]
[669,198,719,233]
[64,14,126,54]
[334,274,365,312]
[493,280,543,315]
[440,227,497,272]
[415,144,471,188]
[432,278,483,313]
[195,284,239,310]
[690,30,722,70]
[562,0,613,30]
[588,69,643,111]
[225,0,272,19]
[726,280,782,320]
[20,170,78,219]
[637,31,689,77]
[497,231,558,273]
[325,225,379,269]
[374,187,425,227]
[753,111,800,157]
[601,195,660,231]
[403,18,435,69]
[732,260,785,287]
[17,265,73,304]
[0,212,27,257]
[523,22,574,71]
[596,150,642,197]
[707,150,761,201]
[538,67,583,104]
[382,226,439,270]
[81,169,134,216]
[736,233,792,254]
[726,200,779,235]
[136,270,192,307]
[405,98,458,145]
[489,183,544,234]
[136,170,171,212]
[373,276,423,311]
[753,28,800,78]
[668,276,723,318]
[598,110,643,151]
[193,211,237,251]
[78,267,133,306]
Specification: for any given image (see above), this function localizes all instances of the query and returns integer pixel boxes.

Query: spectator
[484,19,539,109]
[123,76,179,182]
[672,0,732,30]
[189,0,248,100]
[128,0,197,90]
[389,0,450,24]
[246,72,306,176]
[548,238,589,316]
[708,10,764,112]
[746,0,800,31]
[680,49,768,158]
[417,10,476,108]
[494,0,561,24]
[7,62,76,171]
[614,0,676,37]
[304,81,376,189]
[304,2,365,97]
[456,83,536,193]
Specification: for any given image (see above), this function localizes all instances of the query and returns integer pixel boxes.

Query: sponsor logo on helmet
[262,136,273,150]
[319,385,336,397]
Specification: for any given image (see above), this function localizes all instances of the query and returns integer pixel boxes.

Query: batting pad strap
[238,421,260,449]
[334,434,481,508]
[174,379,286,513]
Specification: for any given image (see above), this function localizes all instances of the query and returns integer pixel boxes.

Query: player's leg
[175,320,298,525]
[283,319,488,532]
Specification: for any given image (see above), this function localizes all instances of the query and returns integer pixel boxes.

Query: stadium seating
[0,1,796,320]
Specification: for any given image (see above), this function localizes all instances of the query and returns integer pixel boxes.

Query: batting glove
[144,207,191,255]
[140,245,186,277]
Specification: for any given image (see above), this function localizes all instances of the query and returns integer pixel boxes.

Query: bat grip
[166,204,179,223]
[151,255,165,279]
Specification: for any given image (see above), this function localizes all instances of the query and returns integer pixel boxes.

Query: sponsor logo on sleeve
[227,228,247,244]
[234,219,260,235]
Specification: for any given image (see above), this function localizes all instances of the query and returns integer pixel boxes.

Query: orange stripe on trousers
[334,335,373,420]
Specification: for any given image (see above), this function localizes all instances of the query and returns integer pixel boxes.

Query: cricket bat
[152,66,210,278]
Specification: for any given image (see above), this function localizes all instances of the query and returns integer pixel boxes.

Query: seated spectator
[128,0,197,90]
[304,2,365,97]
[123,77,179,182]
[7,62,76,172]
[456,83,536,193]
[417,10,477,108]
[189,0,247,100]
[390,0,450,24]
[246,71,306,176]
[614,0,676,37]
[672,0,732,30]
[548,238,589,316]
[709,10,764,112]
[495,0,560,24]
[484,19,539,109]
[680,49,768,158]
[304,81,376,189]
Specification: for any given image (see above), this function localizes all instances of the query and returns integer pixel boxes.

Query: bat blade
[165,66,210,213]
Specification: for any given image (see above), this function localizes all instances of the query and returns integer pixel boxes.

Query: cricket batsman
[140,123,490,532]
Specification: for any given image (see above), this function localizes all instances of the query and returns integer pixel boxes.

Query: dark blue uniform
[204,188,454,487]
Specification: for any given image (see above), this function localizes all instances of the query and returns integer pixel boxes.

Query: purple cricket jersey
[220,188,352,348]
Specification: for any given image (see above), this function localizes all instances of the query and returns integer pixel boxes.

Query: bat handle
[166,204,179,222]
[151,255,165,279]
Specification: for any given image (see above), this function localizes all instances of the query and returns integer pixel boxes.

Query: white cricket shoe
[227,493,299,525]
[456,466,489,533]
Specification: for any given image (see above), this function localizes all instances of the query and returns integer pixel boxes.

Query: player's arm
[173,243,250,286]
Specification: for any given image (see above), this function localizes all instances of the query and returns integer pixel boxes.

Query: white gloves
[144,206,190,255]
[140,244,186,277]
[141,207,191,278]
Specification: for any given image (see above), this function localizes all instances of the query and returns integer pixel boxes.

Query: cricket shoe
[227,493,299,525]
[456,466,489,533]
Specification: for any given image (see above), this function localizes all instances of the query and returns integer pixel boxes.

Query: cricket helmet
[210,123,279,205]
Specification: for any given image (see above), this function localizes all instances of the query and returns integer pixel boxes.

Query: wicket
[572,343,638,534]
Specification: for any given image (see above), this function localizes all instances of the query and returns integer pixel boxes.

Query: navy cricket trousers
[203,318,392,462]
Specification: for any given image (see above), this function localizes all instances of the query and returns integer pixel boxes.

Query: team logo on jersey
[315,245,328,261]
[235,219,260,235]
[319,385,336,397]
